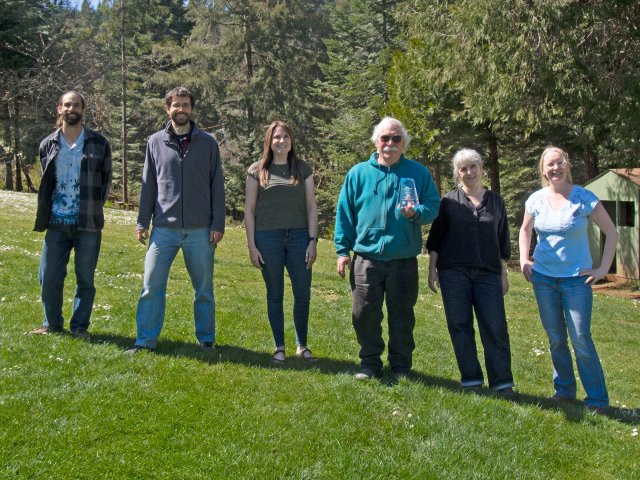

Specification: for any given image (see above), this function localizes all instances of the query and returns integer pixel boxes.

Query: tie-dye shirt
[51,129,85,225]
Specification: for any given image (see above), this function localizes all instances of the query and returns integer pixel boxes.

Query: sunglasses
[380,135,402,144]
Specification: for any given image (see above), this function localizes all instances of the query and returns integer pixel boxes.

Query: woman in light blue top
[519,146,618,413]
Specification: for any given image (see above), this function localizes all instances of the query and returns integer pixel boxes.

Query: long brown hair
[258,120,301,187]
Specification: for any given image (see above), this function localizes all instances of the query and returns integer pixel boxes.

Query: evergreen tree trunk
[3,101,13,190]
[12,100,22,192]
[486,128,500,194]
[120,0,129,203]
[244,35,254,132]
[432,161,441,195]
[584,147,599,180]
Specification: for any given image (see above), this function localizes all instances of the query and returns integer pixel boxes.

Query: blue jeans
[438,267,513,390]
[255,228,312,348]
[39,225,102,332]
[531,270,608,407]
[350,254,418,375]
[135,227,215,349]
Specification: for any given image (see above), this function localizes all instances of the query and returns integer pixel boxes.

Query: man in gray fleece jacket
[128,86,225,353]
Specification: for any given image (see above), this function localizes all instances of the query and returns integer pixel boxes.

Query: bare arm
[519,211,535,282]
[501,259,509,295]
[210,230,224,244]
[427,251,439,293]
[136,228,149,245]
[304,176,318,269]
[337,255,351,279]
[582,202,618,284]
[244,175,264,269]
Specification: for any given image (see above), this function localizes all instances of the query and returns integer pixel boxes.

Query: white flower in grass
[632,428,638,437]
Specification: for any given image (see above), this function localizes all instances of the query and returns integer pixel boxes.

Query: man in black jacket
[31,90,112,340]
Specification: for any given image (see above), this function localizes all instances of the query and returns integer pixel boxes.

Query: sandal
[272,348,285,364]
[295,347,316,361]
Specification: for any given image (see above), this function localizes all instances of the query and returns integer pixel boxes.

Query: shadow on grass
[91,332,639,426]
[91,332,360,375]
[509,392,640,425]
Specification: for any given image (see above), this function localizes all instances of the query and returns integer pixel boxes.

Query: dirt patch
[592,277,640,300]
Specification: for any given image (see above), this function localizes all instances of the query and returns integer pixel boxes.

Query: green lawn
[0,190,638,479]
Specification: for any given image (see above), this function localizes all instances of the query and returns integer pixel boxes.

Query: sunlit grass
[1,190,638,479]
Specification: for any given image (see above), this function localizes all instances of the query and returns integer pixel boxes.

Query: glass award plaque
[397,177,419,211]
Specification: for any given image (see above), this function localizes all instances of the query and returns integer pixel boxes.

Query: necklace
[271,163,289,175]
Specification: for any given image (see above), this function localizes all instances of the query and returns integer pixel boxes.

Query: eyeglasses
[544,160,568,169]
[380,135,402,144]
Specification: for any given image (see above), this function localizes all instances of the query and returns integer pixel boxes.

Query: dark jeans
[255,228,312,348]
[39,224,102,332]
[350,254,419,374]
[439,267,513,390]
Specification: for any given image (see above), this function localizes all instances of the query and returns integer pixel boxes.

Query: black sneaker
[462,385,482,394]
[70,329,91,341]
[550,394,575,403]
[200,341,215,351]
[494,387,518,401]
[585,404,607,415]
[391,370,412,382]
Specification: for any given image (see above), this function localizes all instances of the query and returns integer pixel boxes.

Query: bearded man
[127,86,225,353]
[31,90,112,340]
[334,117,440,380]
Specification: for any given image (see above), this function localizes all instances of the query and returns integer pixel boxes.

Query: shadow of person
[89,332,640,425]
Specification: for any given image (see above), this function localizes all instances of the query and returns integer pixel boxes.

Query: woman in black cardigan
[426,148,515,399]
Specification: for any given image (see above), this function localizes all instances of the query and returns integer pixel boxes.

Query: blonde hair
[539,146,572,186]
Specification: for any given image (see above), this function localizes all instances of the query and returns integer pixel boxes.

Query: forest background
[1,0,639,249]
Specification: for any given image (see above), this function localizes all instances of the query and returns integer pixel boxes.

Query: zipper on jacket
[180,146,185,229]
[181,143,192,230]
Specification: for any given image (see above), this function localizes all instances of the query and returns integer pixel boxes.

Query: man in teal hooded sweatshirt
[334,117,440,380]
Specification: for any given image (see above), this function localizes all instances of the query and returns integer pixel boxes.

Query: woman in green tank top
[244,121,319,364]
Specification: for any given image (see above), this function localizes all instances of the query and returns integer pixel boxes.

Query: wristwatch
[308,236,318,243]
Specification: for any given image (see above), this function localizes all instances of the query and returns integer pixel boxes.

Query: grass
[0,190,639,479]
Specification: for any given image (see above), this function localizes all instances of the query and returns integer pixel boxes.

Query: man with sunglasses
[334,117,440,380]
